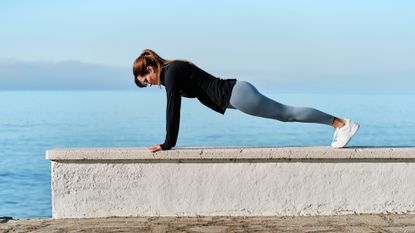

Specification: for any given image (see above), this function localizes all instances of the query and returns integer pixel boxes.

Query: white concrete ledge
[47,147,415,161]
[46,147,415,219]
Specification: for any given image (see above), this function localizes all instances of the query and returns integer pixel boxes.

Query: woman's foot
[331,118,360,148]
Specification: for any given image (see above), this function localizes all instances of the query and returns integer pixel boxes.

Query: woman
[133,49,359,152]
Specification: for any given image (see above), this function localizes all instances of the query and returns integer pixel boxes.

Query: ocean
[0,90,414,218]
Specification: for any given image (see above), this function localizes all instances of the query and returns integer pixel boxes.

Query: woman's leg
[228,81,335,126]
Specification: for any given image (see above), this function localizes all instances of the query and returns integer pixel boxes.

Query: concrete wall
[46,147,415,219]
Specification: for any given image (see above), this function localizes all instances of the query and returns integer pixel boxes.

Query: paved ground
[1,214,415,233]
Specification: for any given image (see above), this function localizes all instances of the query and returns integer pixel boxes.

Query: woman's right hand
[148,144,162,153]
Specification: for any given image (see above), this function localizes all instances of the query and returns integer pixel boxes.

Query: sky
[0,0,414,92]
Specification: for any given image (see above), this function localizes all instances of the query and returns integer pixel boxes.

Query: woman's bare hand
[148,144,162,153]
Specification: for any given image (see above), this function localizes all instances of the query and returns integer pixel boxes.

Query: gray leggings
[228,81,335,126]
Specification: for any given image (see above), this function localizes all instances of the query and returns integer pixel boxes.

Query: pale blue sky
[0,0,414,92]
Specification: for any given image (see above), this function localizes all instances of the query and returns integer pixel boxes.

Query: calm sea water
[1,90,414,218]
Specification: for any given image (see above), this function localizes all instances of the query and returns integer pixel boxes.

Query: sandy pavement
[1,214,415,233]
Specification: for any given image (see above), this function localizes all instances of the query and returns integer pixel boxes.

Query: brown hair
[132,49,173,87]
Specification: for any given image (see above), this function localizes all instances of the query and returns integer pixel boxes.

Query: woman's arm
[148,64,182,152]
[159,83,181,151]
[148,88,181,152]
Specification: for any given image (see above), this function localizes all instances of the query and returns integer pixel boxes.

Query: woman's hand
[148,144,162,153]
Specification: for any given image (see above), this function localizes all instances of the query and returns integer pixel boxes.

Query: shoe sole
[331,123,360,148]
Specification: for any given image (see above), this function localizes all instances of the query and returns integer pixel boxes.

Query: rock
[0,216,13,223]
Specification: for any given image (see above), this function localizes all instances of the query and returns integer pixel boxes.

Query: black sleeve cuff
[160,143,172,151]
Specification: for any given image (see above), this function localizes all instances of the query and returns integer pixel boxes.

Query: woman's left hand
[148,144,162,153]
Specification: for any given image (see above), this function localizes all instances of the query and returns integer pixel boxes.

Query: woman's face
[137,66,158,87]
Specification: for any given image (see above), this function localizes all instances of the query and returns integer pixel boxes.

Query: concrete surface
[46,147,415,219]
[2,214,415,233]
[47,147,415,161]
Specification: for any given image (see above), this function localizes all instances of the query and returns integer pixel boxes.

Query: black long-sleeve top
[159,60,237,150]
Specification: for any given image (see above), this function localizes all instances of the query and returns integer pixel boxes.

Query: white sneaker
[331,119,359,148]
